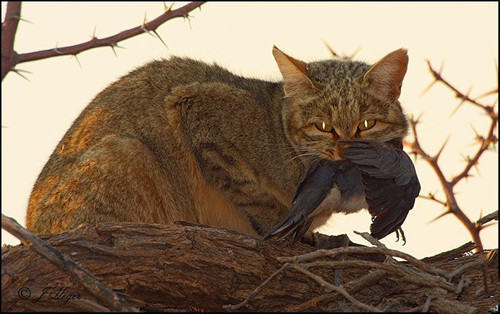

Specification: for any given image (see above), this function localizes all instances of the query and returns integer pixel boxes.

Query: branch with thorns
[1,1,205,80]
[409,60,498,253]
[407,59,498,294]
[322,40,361,60]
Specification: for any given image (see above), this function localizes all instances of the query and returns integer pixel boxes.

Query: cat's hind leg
[27,134,189,234]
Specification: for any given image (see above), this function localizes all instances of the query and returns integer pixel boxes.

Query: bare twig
[425,59,496,115]
[476,210,498,226]
[354,231,402,265]
[430,297,478,314]
[276,231,488,312]
[322,40,361,60]
[1,214,138,312]
[455,275,471,295]
[301,260,455,292]
[222,263,289,311]
[289,263,382,312]
[406,294,479,314]
[447,259,487,281]
[1,1,22,80]
[287,270,386,311]
[451,116,498,186]
[227,243,440,312]
[1,1,206,80]
[422,242,476,263]
[353,230,387,248]
[422,295,435,312]
[419,193,447,207]
[278,245,448,277]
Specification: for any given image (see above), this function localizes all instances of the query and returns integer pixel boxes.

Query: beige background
[1,2,498,258]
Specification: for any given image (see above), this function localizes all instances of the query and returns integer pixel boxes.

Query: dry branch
[278,246,448,277]
[422,241,476,263]
[1,1,205,80]
[477,210,498,226]
[408,59,498,294]
[301,260,455,292]
[2,222,497,312]
[288,263,382,312]
[286,270,386,311]
[322,40,361,60]
[410,62,498,253]
[1,1,22,79]
[222,263,289,311]
[1,214,137,312]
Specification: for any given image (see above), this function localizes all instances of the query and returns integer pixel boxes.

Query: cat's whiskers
[286,151,318,164]
[285,141,335,162]
[283,145,319,161]
[256,138,336,164]
[257,141,306,151]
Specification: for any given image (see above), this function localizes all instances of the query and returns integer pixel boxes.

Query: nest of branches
[1,221,498,312]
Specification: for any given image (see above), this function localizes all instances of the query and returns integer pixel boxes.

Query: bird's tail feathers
[263,213,310,243]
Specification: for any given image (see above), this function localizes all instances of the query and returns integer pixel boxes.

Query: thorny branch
[408,59,498,294]
[425,60,497,116]
[1,214,138,312]
[418,192,447,207]
[409,60,498,252]
[322,40,361,60]
[1,1,22,80]
[1,1,205,80]
[476,210,498,226]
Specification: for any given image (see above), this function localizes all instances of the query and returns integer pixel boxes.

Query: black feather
[342,139,420,240]
[264,159,349,241]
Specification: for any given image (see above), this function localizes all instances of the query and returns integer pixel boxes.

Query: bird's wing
[341,140,421,240]
[363,175,420,240]
[263,159,340,241]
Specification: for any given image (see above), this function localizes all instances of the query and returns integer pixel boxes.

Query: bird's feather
[264,159,341,240]
[264,159,363,241]
[341,140,420,239]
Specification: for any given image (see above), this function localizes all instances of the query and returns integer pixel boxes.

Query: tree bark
[2,222,498,312]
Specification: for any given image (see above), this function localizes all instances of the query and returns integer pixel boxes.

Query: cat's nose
[333,127,353,140]
[333,127,355,159]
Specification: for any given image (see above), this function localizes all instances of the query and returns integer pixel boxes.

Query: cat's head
[273,45,409,161]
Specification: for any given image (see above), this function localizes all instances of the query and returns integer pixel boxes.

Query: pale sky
[1,2,498,258]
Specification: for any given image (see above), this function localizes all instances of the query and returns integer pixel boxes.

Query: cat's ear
[273,45,319,96]
[363,48,408,102]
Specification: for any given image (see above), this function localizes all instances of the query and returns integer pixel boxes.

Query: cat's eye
[358,119,376,131]
[315,121,333,133]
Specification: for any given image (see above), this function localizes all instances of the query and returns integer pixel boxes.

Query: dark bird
[342,140,421,241]
[264,159,365,242]
[264,139,420,243]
